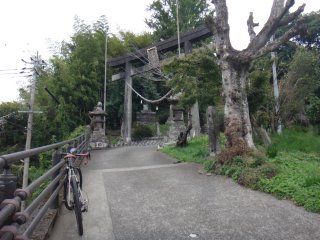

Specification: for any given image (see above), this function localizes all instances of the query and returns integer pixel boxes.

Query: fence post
[0,166,17,204]
[50,148,61,209]
[74,138,78,149]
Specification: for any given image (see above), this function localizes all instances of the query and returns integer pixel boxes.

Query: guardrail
[0,128,90,240]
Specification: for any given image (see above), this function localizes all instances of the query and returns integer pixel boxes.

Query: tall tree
[145,0,212,41]
[295,11,320,49]
[206,0,305,159]
[280,48,320,126]
[164,48,221,110]
[33,17,156,138]
[0,102,27,153]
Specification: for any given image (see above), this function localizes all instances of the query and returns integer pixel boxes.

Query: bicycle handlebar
[61,152,90,159]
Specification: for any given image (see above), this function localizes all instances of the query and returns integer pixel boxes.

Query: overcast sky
[0,0,319,103]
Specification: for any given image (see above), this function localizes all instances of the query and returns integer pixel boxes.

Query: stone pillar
[167,94,186,141]
[169,104,174,123]
[207,106,220,156]
[123,61,132,144]
[136,104,157,125]
[89,102,108,149]
[190,100,201,137]
[184,40,192,54]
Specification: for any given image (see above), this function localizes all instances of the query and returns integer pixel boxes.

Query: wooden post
[123,61,132,144]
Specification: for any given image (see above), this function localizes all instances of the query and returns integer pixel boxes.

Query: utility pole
[104,32,108,132]
[176,0,181,58]
[22,52,43,209]
[270,35,282,134]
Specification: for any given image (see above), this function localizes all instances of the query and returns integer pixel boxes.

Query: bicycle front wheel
[72,176,83,236]
[64,168,82,210]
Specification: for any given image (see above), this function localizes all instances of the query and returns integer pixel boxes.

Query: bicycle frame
[63,151,89,236]
[65,155,88,212]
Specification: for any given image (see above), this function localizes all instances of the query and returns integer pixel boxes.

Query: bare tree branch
[246,0,298,54]
[211,0,233,54]
[247,12,259,41]
[279,4,305,27]
[243,0,304,60]
[249,21,304,59]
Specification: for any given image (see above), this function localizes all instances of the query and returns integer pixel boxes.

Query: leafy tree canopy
[0,102,28,153]
[22,16,157,144]
[280,47,320,126]
[164,48,221,110]
[145,0,213,41]
[295,11,320,49]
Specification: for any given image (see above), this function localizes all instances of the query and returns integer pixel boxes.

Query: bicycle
[62,147,89,236]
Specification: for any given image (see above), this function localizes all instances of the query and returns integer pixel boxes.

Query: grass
[259,151,320,212]
[161,128,320,213]
[270,128,320,153]
[161,135,209,164]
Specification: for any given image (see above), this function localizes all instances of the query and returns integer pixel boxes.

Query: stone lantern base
[168,120,186,141]
[90,129,108,149]
[89,102,109,149]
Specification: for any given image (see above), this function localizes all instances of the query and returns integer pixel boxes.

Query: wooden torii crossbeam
[107,26,213,143]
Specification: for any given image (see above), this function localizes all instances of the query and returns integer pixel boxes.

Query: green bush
[307,96,320,126]
[39,151,53,170]
[237,168,261,190]
[132,125,154,140]
[203,160,216,172]
[68,125,87,139]
[157,111,169,124]
[266,145,278,158]
[259,163,278,179]
[232,156,244,166]
[251,155,267,167]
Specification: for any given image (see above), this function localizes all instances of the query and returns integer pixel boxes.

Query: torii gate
[107,26,213,143]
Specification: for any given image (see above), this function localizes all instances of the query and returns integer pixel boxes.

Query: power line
[0,68,21,72]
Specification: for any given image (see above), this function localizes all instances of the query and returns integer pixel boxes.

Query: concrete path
[49,146,320,240]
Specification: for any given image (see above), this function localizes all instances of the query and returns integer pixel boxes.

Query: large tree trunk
[222,61,254,149]
[208,0,305,158]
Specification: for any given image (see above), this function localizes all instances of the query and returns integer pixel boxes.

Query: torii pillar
[123,61,132,144]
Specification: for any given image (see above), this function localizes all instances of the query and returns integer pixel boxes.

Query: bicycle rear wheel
[64,168,82,210]
[72,176,83,236]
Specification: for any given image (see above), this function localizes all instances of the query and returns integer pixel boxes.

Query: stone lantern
[136,104,157,125]
[89,102,108,149]
[167,94,186,141]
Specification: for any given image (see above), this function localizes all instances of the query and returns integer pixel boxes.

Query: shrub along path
[49,145,320,240]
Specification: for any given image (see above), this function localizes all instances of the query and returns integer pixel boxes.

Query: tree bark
[222,61,254,149]
[176,123,192,147]
[208,0,305,153]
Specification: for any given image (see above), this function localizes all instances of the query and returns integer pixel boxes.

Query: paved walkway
[49,146,320,240]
